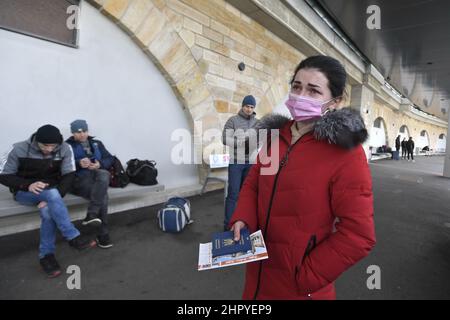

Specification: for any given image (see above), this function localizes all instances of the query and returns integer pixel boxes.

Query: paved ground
[1,156,450,300]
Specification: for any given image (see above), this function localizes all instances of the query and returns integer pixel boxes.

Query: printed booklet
[198,230,268,271]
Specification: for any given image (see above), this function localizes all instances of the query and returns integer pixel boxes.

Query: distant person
[222,95,260,231]
[395,135,401,152]
[394,135,401,160]
[66,120,114,249]
[406,137,415,162]
[422,146,431,156]
[401,138,407,160]
[0,125,96,278]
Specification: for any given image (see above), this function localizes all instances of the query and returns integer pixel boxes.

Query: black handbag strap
[126,163,156,177]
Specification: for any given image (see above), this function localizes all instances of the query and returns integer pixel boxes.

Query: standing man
[66,120,114,248]
[222,95,260,231]
[401,137,408,160]
[406,137,415,162]
[0,125,96,278]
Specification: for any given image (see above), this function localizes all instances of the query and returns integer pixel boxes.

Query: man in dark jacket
[401,137,407,159]
[395,135,401,152]
[222,95,260,231]
[406,137,415,162]
[66,120,114,248]
[0,125,96,278]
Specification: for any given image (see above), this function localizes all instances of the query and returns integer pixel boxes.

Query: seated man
[0,125,96,278]
[66,120,114,249]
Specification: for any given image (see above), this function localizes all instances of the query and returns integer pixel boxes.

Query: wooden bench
[0,184,165,219]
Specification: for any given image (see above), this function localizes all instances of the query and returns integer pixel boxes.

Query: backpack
[109,156,130,188]
[126,159,158,186]
[157,197,193,233]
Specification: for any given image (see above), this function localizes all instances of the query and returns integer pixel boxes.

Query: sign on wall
[0,0,80,47]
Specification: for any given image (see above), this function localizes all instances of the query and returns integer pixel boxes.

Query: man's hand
[88,160,101,170]
[28,182,49,195]
[37,201,48,209]
[80,158,91,169]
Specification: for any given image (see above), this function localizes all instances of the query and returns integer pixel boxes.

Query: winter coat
[401,141,407,150]
[0,135,76,196]
[395,137,401,150]
[66,136,114,176]
[222,110,260,164]
[230,108,376,300]
[406,140,415,152]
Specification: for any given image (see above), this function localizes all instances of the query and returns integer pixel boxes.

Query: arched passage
[370,117,389,150]
[437,133,446,152]
[417,130,431,150]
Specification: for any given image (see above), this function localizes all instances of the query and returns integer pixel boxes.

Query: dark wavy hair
[291,55,348,99]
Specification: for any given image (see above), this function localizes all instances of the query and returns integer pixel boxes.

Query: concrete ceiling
[314,0,450,121]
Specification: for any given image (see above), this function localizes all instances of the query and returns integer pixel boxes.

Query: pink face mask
[285,94,335,122]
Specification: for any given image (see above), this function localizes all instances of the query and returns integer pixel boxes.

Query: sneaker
[69,235,96,250]
[96,234,113,249]
[39,254,62,278]
[412,160,416,163]
[82,213,102,226]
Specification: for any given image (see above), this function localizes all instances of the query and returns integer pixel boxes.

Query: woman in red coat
[230,56,376,300]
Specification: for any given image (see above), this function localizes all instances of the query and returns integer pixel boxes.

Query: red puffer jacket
[230,108,376,300]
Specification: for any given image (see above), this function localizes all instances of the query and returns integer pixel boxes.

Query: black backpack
[126,159,158,186]
[109,156,130,188]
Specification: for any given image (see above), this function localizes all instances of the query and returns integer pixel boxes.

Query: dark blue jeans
[15,189,80,258]
[224,163,252,229]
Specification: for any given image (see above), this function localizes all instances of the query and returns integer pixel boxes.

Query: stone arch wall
[370,99,446,150]
[87,0,305,168]
[88,0,219,164]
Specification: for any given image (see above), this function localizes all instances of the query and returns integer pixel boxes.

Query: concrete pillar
[443,112,450,178]
[350,84,375,161]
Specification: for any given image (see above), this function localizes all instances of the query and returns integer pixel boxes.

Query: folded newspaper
[198,230,268,271]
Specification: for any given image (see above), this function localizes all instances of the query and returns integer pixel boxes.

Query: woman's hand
[230,221,247,241]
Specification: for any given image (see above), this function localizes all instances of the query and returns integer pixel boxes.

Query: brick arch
[87,0,221,154]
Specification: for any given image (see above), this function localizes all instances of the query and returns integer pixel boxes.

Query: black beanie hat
[35,125,63,144]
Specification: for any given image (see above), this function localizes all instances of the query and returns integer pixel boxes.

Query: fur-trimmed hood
[256,107,368,149]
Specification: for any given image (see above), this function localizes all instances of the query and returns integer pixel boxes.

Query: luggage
[392,151,400,160]
[109,156,130,188]
[157,197,193,233]
[126,159,158,186]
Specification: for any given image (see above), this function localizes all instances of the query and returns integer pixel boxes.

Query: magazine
[198,230,268,271]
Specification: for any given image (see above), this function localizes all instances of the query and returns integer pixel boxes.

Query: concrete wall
[0,2,198,189]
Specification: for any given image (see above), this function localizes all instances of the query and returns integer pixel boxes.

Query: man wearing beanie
[222,95,260,231]
[66,120,114,249]
[0,125,96,278]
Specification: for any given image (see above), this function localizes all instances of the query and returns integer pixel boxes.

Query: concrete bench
[0,184,165,219]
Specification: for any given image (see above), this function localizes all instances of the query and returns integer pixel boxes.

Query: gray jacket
[0,136,76,196]
[222,110,260,164]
